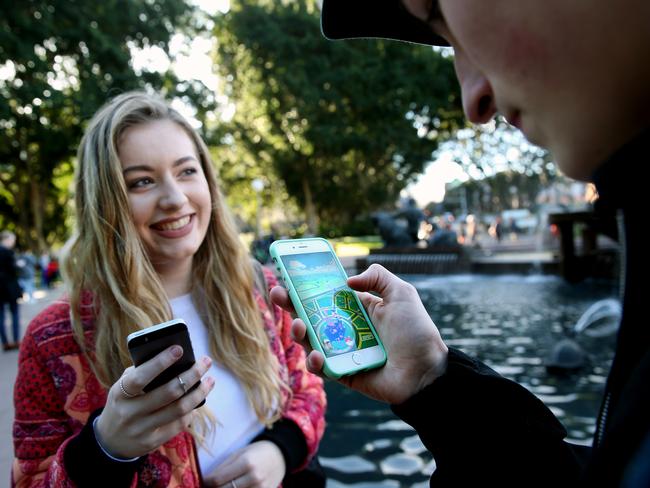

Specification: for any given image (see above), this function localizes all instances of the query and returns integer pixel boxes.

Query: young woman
[12,91,326,487]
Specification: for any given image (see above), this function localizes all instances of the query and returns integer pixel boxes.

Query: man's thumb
[347,263,397,297]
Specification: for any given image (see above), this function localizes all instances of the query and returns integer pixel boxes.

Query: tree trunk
[30,179,47,253]
[16,180,31,249]
[302,176,318,235]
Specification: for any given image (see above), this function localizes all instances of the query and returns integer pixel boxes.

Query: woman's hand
[204,440,286,488]
[94,345,215,459]
[270,263,448,405]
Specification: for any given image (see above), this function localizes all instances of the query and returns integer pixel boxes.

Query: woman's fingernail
[206,377,215,388]
[171,345,183,358]
[203,356,212,366]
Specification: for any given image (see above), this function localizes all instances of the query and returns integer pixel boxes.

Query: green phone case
[269,237,387,379]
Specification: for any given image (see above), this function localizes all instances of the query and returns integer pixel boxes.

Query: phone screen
[281,251,379,357]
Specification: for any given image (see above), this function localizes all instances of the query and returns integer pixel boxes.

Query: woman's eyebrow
[122,156,198,175]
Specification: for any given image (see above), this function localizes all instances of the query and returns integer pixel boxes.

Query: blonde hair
[62,91,286,426]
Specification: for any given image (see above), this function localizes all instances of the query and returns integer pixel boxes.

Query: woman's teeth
[157,216,190,231]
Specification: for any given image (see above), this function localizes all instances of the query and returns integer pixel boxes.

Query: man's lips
[505,110,522,130]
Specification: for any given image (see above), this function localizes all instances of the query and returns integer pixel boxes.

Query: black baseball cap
[321,0,449,47]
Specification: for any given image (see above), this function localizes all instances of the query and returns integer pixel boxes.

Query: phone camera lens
[144,336,149,342]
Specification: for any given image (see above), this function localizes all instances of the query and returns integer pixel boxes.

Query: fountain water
[545,298,621,373]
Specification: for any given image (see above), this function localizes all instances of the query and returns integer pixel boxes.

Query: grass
[329,236,383,256]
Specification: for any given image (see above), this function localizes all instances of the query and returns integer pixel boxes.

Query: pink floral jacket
[12,269,326,487]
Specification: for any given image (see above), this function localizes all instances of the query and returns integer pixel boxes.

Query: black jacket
[0,244,22,302]
[392,129,650,487]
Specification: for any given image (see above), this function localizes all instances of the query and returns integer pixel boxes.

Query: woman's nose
[158,179,188,210]
[454,51,497,124]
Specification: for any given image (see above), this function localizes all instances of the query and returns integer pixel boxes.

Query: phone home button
[351,352,362,365]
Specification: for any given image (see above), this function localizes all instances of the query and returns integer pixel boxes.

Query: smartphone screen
[281,251,379,357]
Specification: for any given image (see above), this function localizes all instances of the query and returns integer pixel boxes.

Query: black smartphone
[127,318,204,407]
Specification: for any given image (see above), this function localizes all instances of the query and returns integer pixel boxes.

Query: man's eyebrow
[122,156,198,175]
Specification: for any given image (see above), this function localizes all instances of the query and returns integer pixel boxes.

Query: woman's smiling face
[119,119,212,271]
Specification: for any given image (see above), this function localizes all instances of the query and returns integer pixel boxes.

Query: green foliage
[213,0,462,233]
[438,118,554,180]
[0,0,212,251]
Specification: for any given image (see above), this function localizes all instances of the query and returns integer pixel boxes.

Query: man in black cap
[272,1,650,485]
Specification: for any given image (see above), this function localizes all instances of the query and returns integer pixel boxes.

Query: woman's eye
[129,177,153,189]
[180,167,198,177]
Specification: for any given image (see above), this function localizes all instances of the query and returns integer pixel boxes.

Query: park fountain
[545,298,621,374]
[320,274,618,487]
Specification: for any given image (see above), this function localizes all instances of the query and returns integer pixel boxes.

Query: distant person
[38,251,50,288]
[15,250,37,303]
[272,1,650,486]
[465,214,477,245]
[44,255,59,288]
[12,92,326,487]
[0,231,22,351]
[492,215,504,242]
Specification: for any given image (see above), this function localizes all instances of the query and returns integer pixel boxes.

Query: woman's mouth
[153,215,191,231]
[150,215,194,237]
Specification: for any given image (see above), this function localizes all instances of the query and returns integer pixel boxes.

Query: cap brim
[321,0,449,47]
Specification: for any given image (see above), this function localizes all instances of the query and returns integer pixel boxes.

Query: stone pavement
[1,286,64,482]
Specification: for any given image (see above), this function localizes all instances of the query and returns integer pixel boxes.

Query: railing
[356,246,469,274]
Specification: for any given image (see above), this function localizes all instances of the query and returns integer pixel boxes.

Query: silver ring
[231,480,238,488]
[119,376,136,399]
[178,375,187,394]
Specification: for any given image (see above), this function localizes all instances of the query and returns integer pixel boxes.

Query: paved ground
[1,286,64,481]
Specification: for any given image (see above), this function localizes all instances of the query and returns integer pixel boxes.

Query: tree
[0,0,213,251]
[213,0,463,235]
[437,118,555,182]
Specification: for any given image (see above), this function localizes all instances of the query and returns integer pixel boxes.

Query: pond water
[319,274,619,488]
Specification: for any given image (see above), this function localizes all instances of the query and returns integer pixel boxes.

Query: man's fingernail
[171,345,183,358]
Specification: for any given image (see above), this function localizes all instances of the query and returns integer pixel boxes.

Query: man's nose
[454,51,496,124]
[158,178,188,209]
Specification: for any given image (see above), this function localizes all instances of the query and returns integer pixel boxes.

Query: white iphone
[269,238,387,378]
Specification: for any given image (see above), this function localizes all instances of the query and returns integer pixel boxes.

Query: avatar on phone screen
[281,252,379,357]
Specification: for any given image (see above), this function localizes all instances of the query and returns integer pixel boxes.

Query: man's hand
[270,263,448,404]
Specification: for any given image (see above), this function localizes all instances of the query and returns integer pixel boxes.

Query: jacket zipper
[595,392,611,447]
[594,209,626,448]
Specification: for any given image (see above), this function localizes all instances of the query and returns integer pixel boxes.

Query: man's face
[1,235,16,249]
[402,0,650,180]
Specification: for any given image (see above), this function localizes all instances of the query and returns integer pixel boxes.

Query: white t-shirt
[170,294,264,477]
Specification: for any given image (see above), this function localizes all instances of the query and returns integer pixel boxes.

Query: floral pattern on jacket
[12,267,326,487]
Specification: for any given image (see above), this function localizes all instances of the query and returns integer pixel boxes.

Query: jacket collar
[592,128,650,211]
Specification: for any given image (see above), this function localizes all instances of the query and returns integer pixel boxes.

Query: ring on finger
[178,375,187,394]
[231,480,238,488]
[119,376,137,399]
